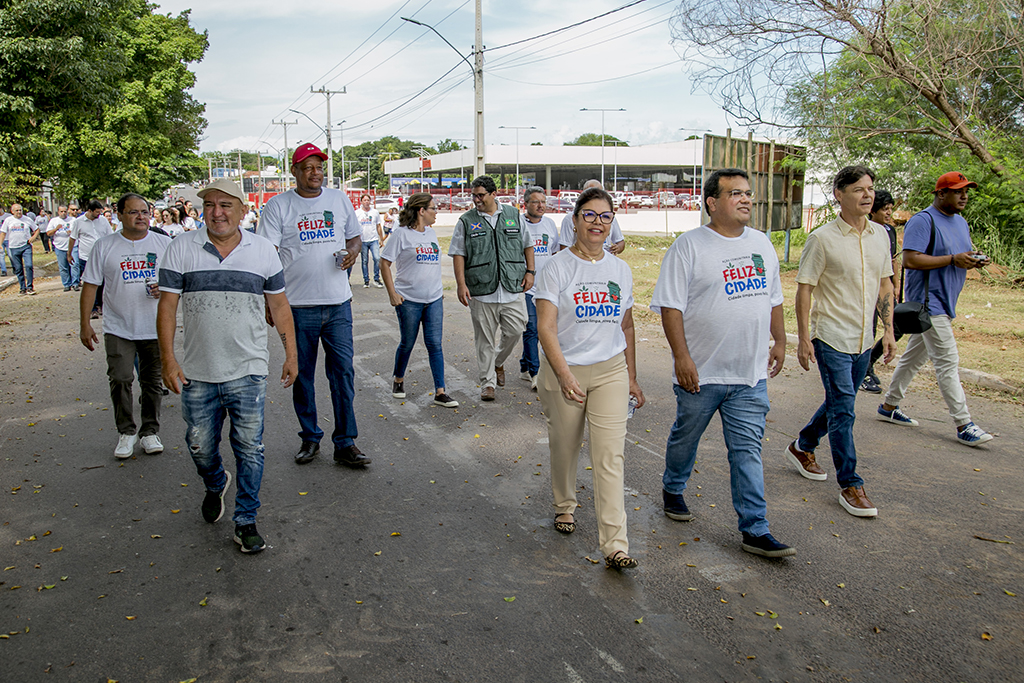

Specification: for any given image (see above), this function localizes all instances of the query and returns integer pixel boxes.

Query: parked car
[546,196,575,213]
[682,195,702,210]
[655,191,677,207]
[639,195,654,208]
[497,195,518,210]
[558,191,580,206]
[627,194,644,208]
[375,196,399,212]
[431,193,450,209]
[451,192,473,210]
[612,191,636,209]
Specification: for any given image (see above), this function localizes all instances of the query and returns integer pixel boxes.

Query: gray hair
[523,186,545,203]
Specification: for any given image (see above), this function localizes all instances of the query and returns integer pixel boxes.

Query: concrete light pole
[311,86,346,188]
[580,108,625,187]
[272,119,298,189]
[498,125,535,204]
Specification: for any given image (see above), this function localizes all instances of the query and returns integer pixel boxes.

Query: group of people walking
[68,143,994,563]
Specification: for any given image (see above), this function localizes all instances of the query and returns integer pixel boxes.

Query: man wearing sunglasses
[558,179,626,254]
[449,176,536,401]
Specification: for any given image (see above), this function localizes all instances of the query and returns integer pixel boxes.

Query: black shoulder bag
[892,212,936,335]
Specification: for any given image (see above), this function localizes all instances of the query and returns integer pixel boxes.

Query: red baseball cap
[935,171,978,192]
[292,142,328,166]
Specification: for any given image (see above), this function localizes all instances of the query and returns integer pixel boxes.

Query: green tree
[0,0,208,200]
[563,133,627,146]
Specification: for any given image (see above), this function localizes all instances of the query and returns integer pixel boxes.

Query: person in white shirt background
[0,203,40,294]
[518,186,560,391]
[69,200,114,316]
[47,205,76,291]
[355,194,385,288]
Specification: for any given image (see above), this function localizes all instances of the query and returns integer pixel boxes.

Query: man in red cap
[259,143,372,467]
[878,172,993,446]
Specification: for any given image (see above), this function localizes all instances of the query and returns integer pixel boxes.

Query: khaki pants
[537,353,629,557]
[468,297,527,389]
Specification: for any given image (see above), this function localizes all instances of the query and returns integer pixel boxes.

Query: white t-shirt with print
[521,214,560,296]
[379,226,443,303]
[82,231,171,340]
[1,216,35,249]
[650,226,783,387]
[559,213,624,251]
[259,188,362,306]
[70,215,113,261]
[47,216,73,250]
[534,249,633,367]
[355,208,381,243]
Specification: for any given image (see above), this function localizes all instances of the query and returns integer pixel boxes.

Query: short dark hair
[116,193,147,213]
[833,165,874,193]
[703,168,749,211]
[871,190,894,215]
[85,199,104,212]
[471,176,496,194]
[399,192,432,227]
[360,193,371,202]
[573,187,614,217]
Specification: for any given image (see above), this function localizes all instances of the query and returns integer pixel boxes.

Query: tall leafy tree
[563,133,627,146]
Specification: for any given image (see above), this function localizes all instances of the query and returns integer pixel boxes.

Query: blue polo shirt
[903,206,973,319]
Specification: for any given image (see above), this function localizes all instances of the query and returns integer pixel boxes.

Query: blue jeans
[519,293,539,376]
[1,239,8,274]
[663,380,771,535]
[56,248,72,288]
[181,375,267,525]
[393,297,445,390]
[291,302,358,449]
[797,339,871,489]
[9,243,33,291]
[361,240,381,284]
[70,244,80,286]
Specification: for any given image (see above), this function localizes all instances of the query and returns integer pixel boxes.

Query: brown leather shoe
[839,486,877,517]
[481,386,495,401]
[786,441,827,481]
[495,366,505,387]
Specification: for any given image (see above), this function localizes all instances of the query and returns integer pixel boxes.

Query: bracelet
[950,254,954,266]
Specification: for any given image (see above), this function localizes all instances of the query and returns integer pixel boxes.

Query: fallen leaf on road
[774,623,782,631]
[3,567,12,571]
[50,546,63,553]
[199,597,207,607]
[299,492,308,496]
[974,535,1013,544]
[125,616,135,620]
[171,509,180,513]
[820,599,830,607]
[981,632,993,640]
[391,532,401,536]
[720,599,728,603]
[755,612,765,616]
[837,583,845,588]
[585,466,592,470]
[150,535,161,539]
[503,597,515,602]
[108,569,122,574]
[374,551,381,556]
[635,617,643,624]
[686,564,696,567]
[584,556,599,564]
[42,530,51,536]
[687,588,697,591]
[1004,590,1016,597]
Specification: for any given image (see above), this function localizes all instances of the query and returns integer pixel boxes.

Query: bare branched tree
[671,0,1024,174]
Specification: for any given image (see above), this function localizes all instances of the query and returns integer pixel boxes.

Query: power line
[483,0,649,52]
[486,60,678,87]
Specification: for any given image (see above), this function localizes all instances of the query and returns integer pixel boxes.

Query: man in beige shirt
[787,165,896,518]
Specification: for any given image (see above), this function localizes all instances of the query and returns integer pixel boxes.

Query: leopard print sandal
[605,551,638,569]
[553,514,576,534]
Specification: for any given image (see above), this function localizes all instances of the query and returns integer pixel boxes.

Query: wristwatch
[525,269,536,275]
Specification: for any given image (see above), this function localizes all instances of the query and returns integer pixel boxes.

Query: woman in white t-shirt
[379,193,459,409]
[535,187,645,570]
[160,208,183,237]
[382,207,399,240]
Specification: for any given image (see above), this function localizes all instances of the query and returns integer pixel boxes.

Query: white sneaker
[114,434,137,459]
[363,283,370,288]
[530,374,538,392]
[373,281,384,288]
[519,371,531,382]
[140,435,164,454]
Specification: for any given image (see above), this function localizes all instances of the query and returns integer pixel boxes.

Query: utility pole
[311,86,347,188]
[413,147,428,190]
[335,120,347,190]
[580,108,625,187]
[237,152,244,200]
[272,119,298,190]
[359,156,375,194]
[380,150,400,193]
[473,0,485,179]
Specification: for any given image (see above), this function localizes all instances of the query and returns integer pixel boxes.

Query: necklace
[571,245,601,264]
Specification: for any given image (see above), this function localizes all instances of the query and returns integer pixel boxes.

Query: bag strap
[900,210,936,307]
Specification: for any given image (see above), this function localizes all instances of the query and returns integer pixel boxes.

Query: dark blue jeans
[56,248,72,288]
[519,293,539,376]
[664,380,771,535]
[181,375,267,525]
[393,297,445,390]
[291,302,358,450]
[9,243,33,291]
[361,240,381,284]
[797,339,871,489]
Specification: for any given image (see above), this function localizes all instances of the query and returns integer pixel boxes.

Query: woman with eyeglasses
[534,186,645,570]
[160,208,183,238]
[379,192,459,409]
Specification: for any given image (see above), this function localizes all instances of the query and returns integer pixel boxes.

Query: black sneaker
[294,441,319,465]
[741,532,796,558]
[392,380,406,399]
[334,444,372,467]
[433,392,459,408]
[234,523,266,554]
[201,471,232,523]
[859,372,881,393]
[663,489,694,521]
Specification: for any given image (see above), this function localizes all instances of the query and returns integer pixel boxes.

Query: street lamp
[679,127,712,200]
[412,147,428,189]
[403,9,485,178]
[580,108,625,187]
[607,140,628,193]
[333,120,347,189]
[498,125,535,205]
[359,156,375,193]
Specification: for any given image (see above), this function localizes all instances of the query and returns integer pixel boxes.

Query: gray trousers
[104,334,162,436]
[468,297,527,389]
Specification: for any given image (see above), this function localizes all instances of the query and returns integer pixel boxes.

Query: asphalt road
[1,268,1022,683]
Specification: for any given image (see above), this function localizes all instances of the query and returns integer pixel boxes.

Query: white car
[639,195,654,208]
[656,191,677,207]
[374,196,399,212]
[559,191,580,206]
[612,191,634,209]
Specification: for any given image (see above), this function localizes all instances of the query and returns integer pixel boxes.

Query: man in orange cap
[878,172,993,447]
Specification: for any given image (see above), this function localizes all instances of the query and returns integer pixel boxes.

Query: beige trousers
[538,352,629,557]
[468,297,527,389]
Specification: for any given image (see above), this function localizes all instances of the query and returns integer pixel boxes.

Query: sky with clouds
[154,0,737,157]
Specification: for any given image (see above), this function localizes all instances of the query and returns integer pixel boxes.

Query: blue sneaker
[956,422,993,447]
[663,489,694,521]
[877,405,919,426]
